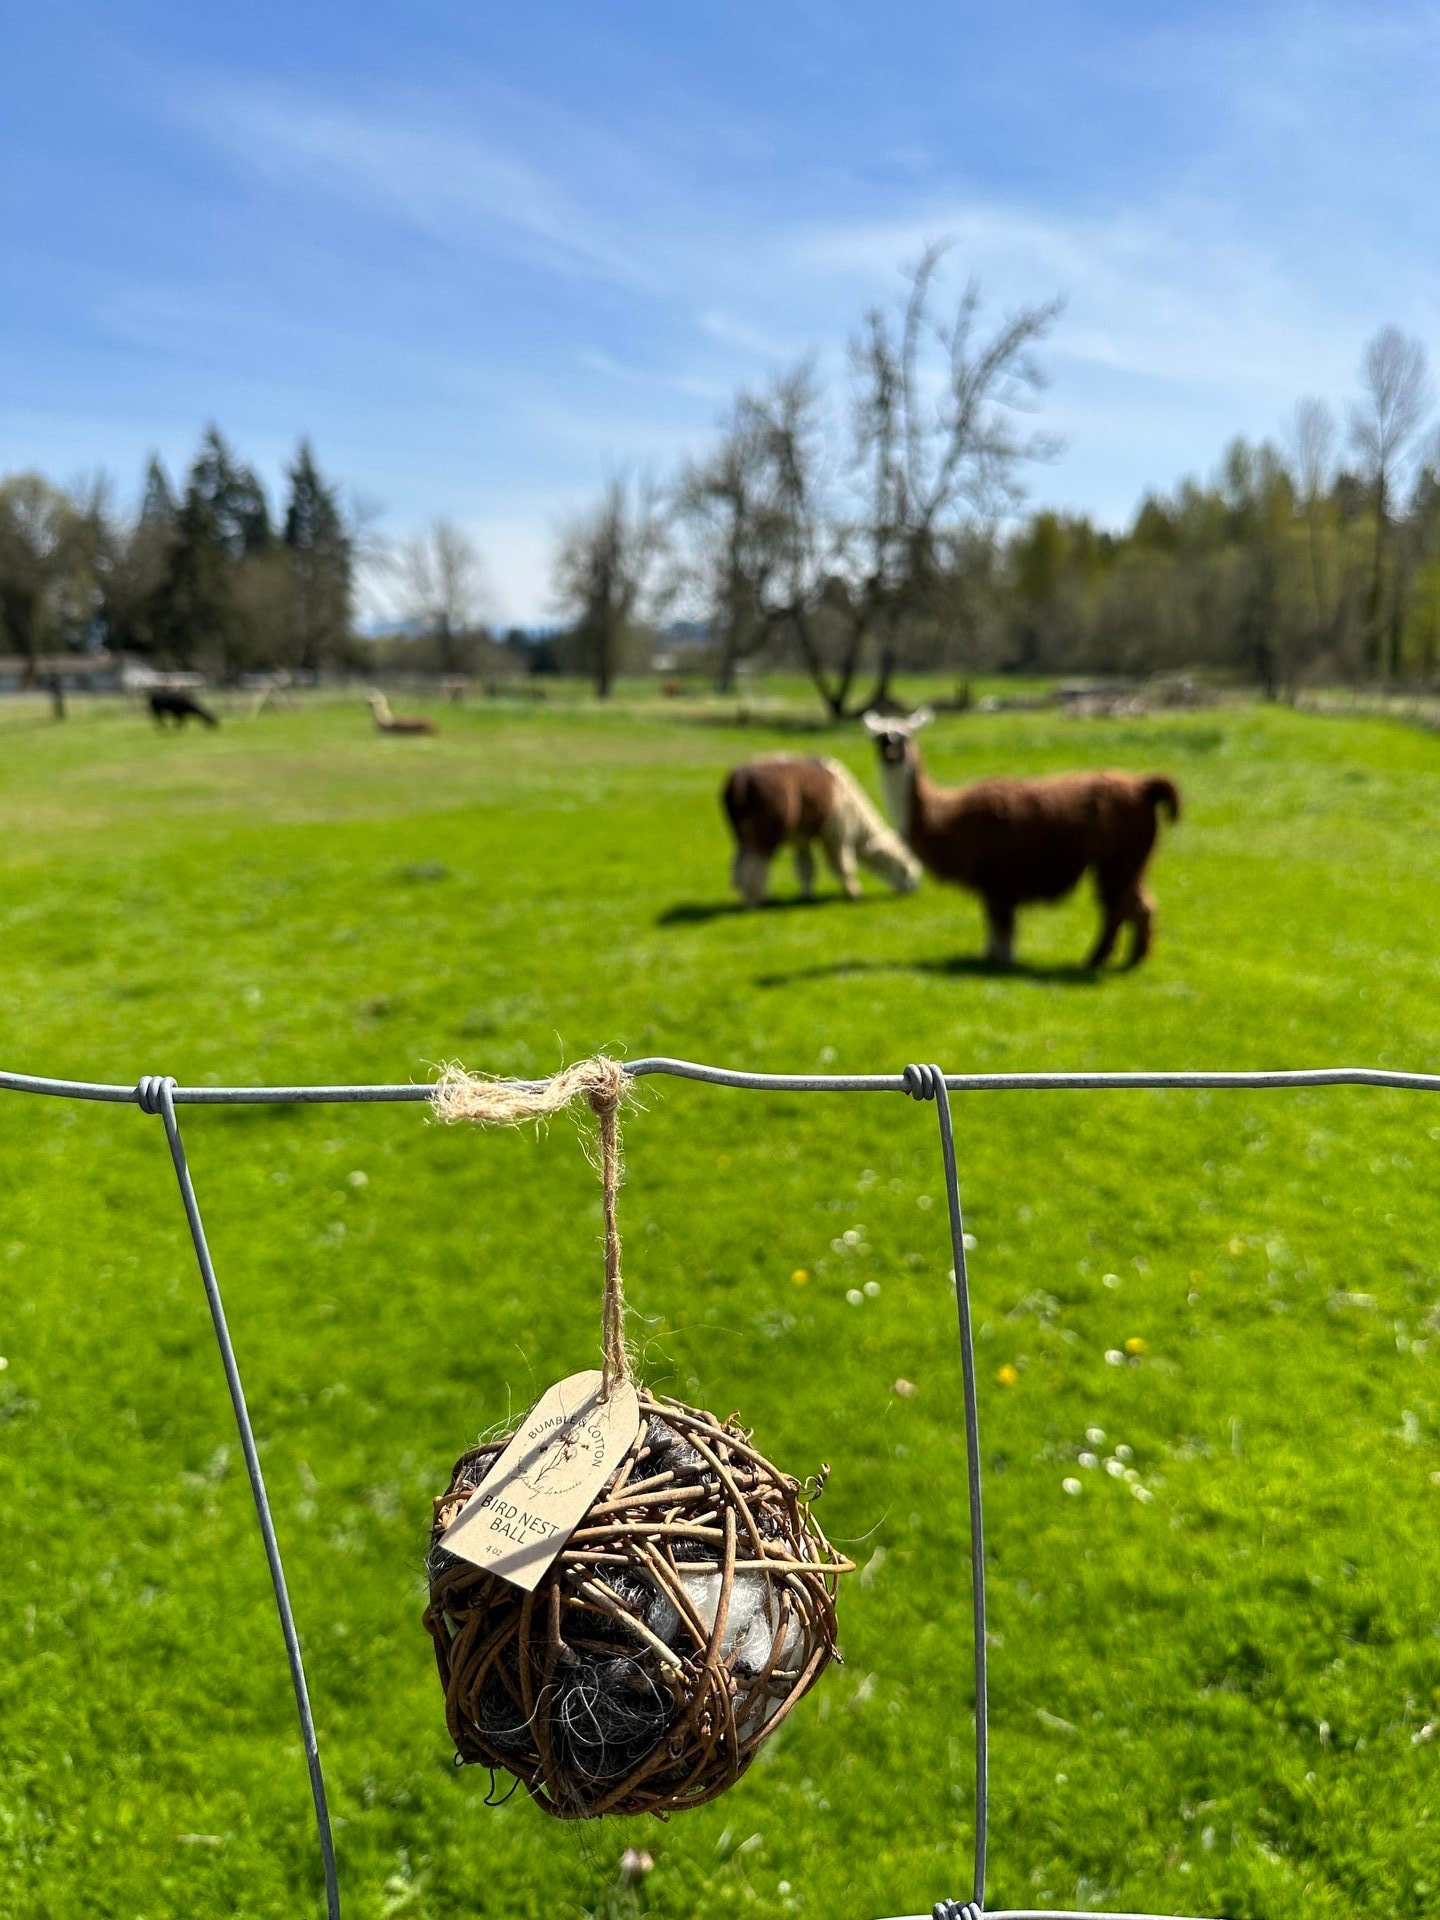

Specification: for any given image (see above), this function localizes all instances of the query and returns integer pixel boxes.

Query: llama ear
[861,710,888,736]
[909,706,934,731]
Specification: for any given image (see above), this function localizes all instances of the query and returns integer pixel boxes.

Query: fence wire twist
[7,1056,1440,1920]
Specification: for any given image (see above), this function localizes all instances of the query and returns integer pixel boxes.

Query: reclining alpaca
[722,754,921,907]
[864,709,1179,967]
[367,690,438,736]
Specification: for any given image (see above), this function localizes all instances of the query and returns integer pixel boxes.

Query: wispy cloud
[178,85,666,296]
[577,348,724,403]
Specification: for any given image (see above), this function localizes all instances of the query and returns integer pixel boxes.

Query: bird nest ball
[424,1392,852,1818]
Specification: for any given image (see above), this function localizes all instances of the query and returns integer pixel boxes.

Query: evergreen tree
[159,435,235,668]
[191,426,272,557]
[104,457,177,656]
[282,441,352,672]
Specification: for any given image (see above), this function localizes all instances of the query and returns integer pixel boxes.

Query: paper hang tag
[441,1370,642,1592]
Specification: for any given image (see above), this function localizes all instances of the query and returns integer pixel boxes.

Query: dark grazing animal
[722,753,920,905]
[149,688,218,729]
[864,708,1179,968]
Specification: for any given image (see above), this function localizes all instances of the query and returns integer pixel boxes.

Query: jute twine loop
[432,1057,633,1395]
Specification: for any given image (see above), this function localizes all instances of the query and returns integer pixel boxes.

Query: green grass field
[3,691,1440,1920]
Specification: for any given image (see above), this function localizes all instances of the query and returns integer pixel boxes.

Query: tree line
[0,429,355,679]
[5,250,1440,706]
[556,263,1440,711]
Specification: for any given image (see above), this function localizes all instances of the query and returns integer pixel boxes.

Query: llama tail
[1144,775,1180,822]
[721,767,753,831]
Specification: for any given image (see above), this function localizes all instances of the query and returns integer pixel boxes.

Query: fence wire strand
[8,1054,1440,1920]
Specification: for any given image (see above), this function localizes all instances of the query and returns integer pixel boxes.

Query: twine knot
[432,1057,634,1394]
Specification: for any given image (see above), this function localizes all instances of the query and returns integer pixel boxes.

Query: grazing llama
[366,690,438,737]
[722,754,921,907]
[149,688,218,728]
[863,708,1179,968]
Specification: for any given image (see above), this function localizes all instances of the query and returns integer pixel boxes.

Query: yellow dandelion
[996,1363,1019,1387]
[791,1268,809,1286]
[1124,1336,1147,1356]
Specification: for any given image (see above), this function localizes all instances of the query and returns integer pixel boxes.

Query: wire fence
[6,1055,1440,1920]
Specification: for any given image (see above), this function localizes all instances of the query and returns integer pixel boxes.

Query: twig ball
[424,1391,851,1818]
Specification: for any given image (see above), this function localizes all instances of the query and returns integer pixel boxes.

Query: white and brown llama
[722,754,921,907]
[863,708,1179,968]
[366,690,438,737]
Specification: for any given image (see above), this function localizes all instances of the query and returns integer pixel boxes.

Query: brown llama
[864,708,1180,968]
[722,754,920,906]
[366,689,438,736]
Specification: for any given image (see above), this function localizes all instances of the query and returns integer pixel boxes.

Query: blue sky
[4,1,1439,622]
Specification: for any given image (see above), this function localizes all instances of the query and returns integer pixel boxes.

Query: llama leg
[793,840,816,899]
[734,848,770,907]
[821,833,862,900]
[1087,866,1132,968]
[1086,911,1123,969]
[1126,886,1157,967]
[983,900,1016,968]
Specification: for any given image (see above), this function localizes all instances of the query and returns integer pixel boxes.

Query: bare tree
[671,399,771,693]
[401,519,491,674]
[669,258,1063,721]
[1289,396,1337,502]
[1287,396,1337,637]
[552,475,664,698]
[1349,326,1433,674]
[838,246,1063,712]
[669,372,825,693]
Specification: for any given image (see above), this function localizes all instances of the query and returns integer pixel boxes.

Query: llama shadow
[657,893,896,928]
[754,953,1108,989]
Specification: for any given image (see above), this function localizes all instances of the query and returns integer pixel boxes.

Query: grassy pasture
[2,691,1440,1919]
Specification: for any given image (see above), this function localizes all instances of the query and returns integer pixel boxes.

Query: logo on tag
[440,1370,642,1591]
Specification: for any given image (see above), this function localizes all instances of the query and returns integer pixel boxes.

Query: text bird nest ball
[424,1391,852,1818]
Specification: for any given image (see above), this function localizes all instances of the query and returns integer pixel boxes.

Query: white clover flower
[1116,1443,1134,1462]
[1078,1451,1098,1470]
[1105,1459,1125,1479]
[846,1289,864,1306]
[1062,1477,1083,1497]
[863,1280,881,1298]
[1086,1426,1105,1445]
[1104,1349,1124,1366]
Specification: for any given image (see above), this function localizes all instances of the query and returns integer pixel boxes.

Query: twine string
[432,1058,632,1394]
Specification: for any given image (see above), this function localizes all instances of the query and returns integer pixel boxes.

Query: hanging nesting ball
[424,1390,852,1818]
